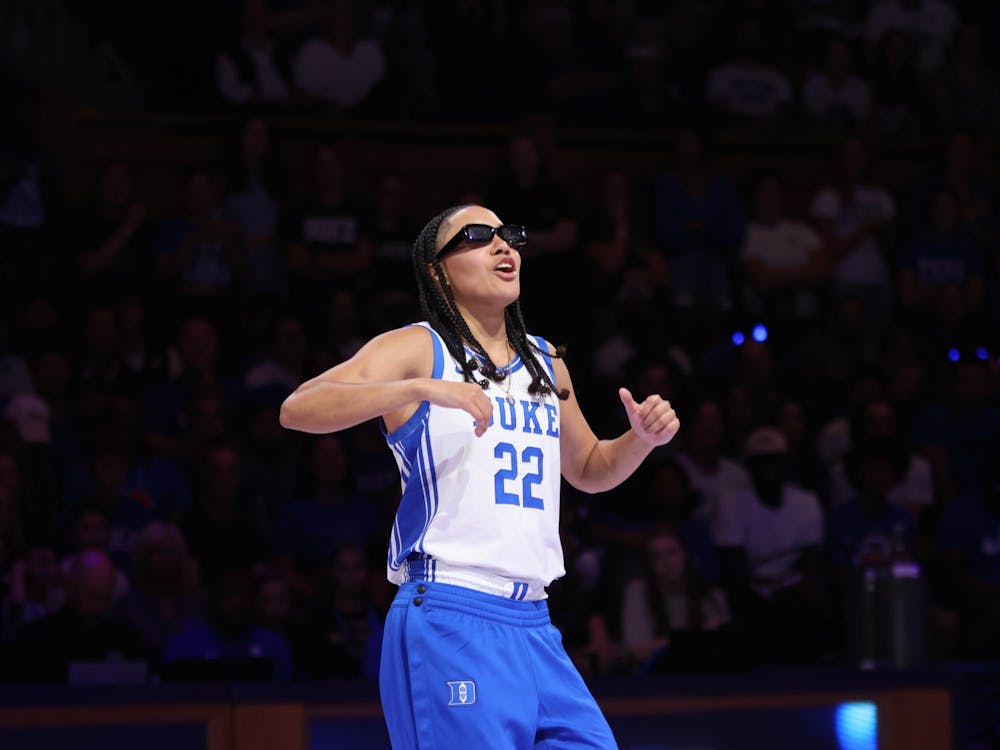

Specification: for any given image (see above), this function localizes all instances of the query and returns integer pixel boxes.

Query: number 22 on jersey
[493,442,545,509]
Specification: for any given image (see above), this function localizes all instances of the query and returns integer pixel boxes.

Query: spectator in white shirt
[809,136,896,337]
[714,428,831,661]
[802,36,872,131]
[676,398,752,532]
[293,0,385,110]
[826,399,936,518]
[705,16,792,124]
[741,171,831,327]
[715,426,824,592]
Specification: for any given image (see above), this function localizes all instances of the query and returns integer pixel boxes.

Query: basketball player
[280,204,680,748]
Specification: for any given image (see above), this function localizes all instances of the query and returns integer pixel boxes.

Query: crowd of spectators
[42,0,997,137]
[0,0,999,685]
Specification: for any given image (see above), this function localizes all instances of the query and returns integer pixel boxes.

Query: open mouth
[494,260,516,274]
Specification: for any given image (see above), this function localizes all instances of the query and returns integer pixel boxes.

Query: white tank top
[383,322,564,600]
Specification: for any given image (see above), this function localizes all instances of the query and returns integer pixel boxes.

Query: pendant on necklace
[505,394,515,404]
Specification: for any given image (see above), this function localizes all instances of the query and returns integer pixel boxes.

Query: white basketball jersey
[383,322,564,600]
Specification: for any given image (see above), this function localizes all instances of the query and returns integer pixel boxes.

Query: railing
[45,108,961,220]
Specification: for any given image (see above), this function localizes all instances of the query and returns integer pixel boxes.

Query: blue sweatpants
[379,581,618,749]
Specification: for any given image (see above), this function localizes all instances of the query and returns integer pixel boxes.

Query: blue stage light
[835,702,877,750]
[947,348,960,363]
[976,347,989,361]
[731,331,745,346]
[751,324,768,342]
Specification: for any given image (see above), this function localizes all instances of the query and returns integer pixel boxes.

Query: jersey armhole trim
[381,400,430,446]
[532,335,556,381]
[413,322,445,380]
[380,323,444,444]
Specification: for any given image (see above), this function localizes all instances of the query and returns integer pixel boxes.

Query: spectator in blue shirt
[653,129,746,352]
[153,169,244,299]
[898,187,986,325]
[653,128,745,347]
[826,438,915,573]
[274,433,380,603]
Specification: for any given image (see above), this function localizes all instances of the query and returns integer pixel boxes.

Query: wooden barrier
[0,672,955,750]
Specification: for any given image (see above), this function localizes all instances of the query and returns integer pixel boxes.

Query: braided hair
[412,205,568,401]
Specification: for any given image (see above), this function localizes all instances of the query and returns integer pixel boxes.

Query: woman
[280,204,680,748]
[620,527,730,671]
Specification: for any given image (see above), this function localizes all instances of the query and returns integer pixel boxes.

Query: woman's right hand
[422,378,495,437]
[281,326,495,437]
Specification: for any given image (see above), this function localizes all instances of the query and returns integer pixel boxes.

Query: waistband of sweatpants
[391,580,551,627]
[403,558,548,602]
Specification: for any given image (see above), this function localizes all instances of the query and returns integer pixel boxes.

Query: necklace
[496,341,516,404]
[466,339,516,404]
[497,367,515,404]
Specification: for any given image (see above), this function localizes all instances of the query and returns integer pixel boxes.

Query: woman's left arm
[554,354,679,494]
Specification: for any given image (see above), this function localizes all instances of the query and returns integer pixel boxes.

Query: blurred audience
[162,566,292,680]
[15,550,145,682]
[1,0,1000,688]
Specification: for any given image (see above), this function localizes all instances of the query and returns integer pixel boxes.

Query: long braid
[504,305,568,400]
[412,205,568,401]
[436,268,500,380]
[413,206,486,387]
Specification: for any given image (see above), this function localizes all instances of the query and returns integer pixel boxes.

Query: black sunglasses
[438,223,528,257]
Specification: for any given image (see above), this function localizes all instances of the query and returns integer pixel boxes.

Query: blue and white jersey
[383,322,563,601]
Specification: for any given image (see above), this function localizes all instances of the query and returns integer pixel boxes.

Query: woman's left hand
[619,388,680,447]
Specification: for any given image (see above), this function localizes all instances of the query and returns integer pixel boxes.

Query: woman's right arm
[279,326,494,436]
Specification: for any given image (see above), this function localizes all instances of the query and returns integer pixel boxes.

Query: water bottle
[883,524,929,669]
[845,539,885,670]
